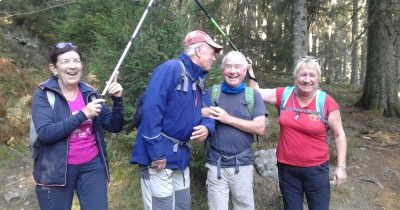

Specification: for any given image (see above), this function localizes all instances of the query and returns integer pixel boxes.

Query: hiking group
[30,30,347,210]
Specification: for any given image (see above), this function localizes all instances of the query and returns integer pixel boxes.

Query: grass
[0,142,28,168]
[106,132,144,210]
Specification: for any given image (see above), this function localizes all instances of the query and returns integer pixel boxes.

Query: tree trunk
[350,0,359,85]
[357,0,400,117]
[342,55,347,82]
[360,41,367,86]
[396,39,400,97]
[292,0,307,63]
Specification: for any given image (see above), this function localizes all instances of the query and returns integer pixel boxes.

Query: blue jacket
[31,76,124,186]
[130,53,214,170]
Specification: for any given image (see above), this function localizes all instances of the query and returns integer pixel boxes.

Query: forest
[0,0,399,118]
[0,0,400,209]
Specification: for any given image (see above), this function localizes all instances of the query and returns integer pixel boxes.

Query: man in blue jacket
[131,30,222,210]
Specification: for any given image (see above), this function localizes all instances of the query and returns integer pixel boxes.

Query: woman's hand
[107,71,123,97]
[82,98,106,119]
[333,166,347,187]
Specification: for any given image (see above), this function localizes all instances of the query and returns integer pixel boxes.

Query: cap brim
[206,41,223,53]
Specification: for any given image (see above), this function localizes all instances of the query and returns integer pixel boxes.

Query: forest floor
[328,105,400,210]
[325,86,400,210]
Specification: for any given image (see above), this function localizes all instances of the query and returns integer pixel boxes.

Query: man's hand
[190,125,209,143]
[151,159,166,171]
[208,106,231,124]
[201,107,211,117]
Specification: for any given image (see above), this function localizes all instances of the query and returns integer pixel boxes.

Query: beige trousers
[206,163,255,210]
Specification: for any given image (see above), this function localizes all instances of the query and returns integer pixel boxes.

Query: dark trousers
[277,161,330,210]
[35,155,108,210]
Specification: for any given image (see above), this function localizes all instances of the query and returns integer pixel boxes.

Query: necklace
[291,92,300,120]
[291,89,318,120]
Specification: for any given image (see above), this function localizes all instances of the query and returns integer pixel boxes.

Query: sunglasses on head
[55,42,77,49]
[298,55,320,64]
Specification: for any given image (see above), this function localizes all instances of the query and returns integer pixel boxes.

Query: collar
[221,81,246,94]
[178,53,208,80]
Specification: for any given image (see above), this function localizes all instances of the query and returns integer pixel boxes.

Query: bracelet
[336,165,346,169]
[249,76,257,82]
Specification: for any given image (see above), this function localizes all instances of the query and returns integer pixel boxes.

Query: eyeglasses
[55,42,77,49]
[223,64,243,70]
[298,56,320,64]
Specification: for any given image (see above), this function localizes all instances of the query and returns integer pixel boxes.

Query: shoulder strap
[316,89,327,124]
[280,86,295,113]
[244,87,254,116]
[29,90,56,147]
[29,119,38,147]
[210,84,221,106]
[178,60,187,77]
[46,90,56,109]
[176,60,190,92]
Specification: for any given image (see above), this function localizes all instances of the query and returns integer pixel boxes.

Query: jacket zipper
[89,93,110,181]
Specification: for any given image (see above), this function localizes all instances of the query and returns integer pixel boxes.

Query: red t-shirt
[275,87,339,167]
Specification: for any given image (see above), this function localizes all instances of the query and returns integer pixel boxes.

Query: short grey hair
[221,51,247,67]
[184,42,205,57]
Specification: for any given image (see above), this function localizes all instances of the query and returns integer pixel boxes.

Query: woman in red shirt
[248,56,347,210]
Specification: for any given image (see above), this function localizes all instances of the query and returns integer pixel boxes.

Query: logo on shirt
[308,113,321,121]
[71,111,93,139]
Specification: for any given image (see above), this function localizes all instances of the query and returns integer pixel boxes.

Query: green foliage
[189,142,208,168]
[106,132,143,209]
[0,143,27,168]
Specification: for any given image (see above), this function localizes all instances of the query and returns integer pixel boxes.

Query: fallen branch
[358,176,384,189]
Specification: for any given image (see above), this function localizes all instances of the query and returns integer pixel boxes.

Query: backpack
[29,91,55,153]
[280,86,327,125]
[210,84,255,116]
[132,60,193,128]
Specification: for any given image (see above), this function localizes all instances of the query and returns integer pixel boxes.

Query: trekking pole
[194,0,239,51]
[194,0,254,72]
[101,0,156,97]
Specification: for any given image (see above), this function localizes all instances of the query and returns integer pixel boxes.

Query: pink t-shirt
[275,87,339,167]
[67,91,99,165]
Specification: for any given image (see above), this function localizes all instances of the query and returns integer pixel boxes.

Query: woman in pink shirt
[31,42,124,210]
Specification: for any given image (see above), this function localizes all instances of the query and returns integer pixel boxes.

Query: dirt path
[329,106,400,210]
[0,152,38,210]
